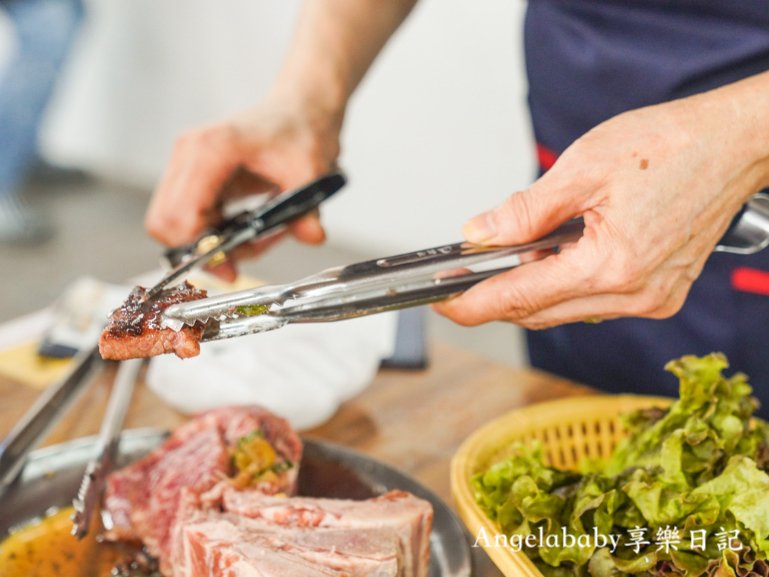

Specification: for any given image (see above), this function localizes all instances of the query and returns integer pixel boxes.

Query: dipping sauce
[0,506,139,577]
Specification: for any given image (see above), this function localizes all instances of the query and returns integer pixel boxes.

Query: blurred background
[0,0,535,367]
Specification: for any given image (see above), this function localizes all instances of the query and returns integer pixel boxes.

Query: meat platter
[0,428,472,577]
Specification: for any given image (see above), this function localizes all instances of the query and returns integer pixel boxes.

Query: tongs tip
[70,506,89,540]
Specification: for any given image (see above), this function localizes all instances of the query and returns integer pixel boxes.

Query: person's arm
[274,0,419,118]
[433,70,769,328]
[145,0,418,280]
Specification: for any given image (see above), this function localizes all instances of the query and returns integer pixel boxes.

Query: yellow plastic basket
[450,394,674,577]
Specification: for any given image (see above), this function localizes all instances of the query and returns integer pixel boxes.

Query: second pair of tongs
[161,192,769,340]
[145,170,346,300]
[71,358,144,539]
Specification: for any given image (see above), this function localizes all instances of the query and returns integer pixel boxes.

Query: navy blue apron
[524,0,769,415]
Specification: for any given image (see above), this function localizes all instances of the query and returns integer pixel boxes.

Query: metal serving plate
[0,429,472,577]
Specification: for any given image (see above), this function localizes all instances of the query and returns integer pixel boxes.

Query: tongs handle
[716,192,769,254]
[163,218,587,331]
[163,170,346,268]
[278,267,515,323]
[254,170,346,235]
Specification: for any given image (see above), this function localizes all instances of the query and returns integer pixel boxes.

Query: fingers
[432,253,694,329]
[432,248,590,326]
[570,279,690,324]
[462,177,590,246]
[230,230,288,261]
[205,260,238,283]
[502,275,691,329]
[225,167,280,198]
[146,125,242,247]
[200,210,325,283]
[287,210,326,245]
[201,231,288,281]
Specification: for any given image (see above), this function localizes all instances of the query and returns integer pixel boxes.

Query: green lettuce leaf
[471,353,769,577]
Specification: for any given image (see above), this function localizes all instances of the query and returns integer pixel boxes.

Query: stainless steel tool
[0,173,345,496]
[71,358,144,538]
[715,192,769,255]
[0,346,105,494]
[161,217,586,338]
[145,170,346,300]
[161,192,769,341]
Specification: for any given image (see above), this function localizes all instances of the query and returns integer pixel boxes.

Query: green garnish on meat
[236,304,269,316]
[231,430,277,486]
[271,460,293,473]
[236,430,264,449]
[472,354,769,577]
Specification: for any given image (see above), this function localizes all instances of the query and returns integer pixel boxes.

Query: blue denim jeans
[0,0,84,198]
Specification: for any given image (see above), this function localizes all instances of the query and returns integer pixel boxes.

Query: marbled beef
[104,406,303,564]
[211,488,432,577]
[170,489,399,577]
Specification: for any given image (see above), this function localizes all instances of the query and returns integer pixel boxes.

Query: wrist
[687,71,769,200]
[266,66,347,139]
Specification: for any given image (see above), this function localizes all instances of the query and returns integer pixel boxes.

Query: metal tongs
[64,173,345,534]
[71,358,144,538]
[161,192,769,339]
[0,172,344,514]
[160,219,585,338]
[145,170,347,300]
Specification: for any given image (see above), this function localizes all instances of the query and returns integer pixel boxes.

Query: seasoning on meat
[104,405,433,577]
[98,282,207,360]
[103,406,303,564]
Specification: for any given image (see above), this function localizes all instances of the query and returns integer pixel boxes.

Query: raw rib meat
[105,408,433,577]
[171,490,399,577]
[186,535,348,577]
[99,282,207,360]
[181,518,397,577]
[218,489,432,577]
[104,406,303,564]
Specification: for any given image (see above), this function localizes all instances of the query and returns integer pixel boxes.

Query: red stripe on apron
[731,267,769,296]
[536,142,559,172]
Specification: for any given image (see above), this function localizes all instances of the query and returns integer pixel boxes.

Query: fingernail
[462,211,497,244]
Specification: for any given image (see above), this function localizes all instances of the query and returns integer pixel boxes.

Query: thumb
[462,187,577,246]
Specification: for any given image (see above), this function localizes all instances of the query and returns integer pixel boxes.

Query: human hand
[145,96,343,281]
[433,82,769,328]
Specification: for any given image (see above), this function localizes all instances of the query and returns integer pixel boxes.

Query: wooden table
[0,341,594,576]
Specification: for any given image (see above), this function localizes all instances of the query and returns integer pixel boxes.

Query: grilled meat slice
[99,282,207,360]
